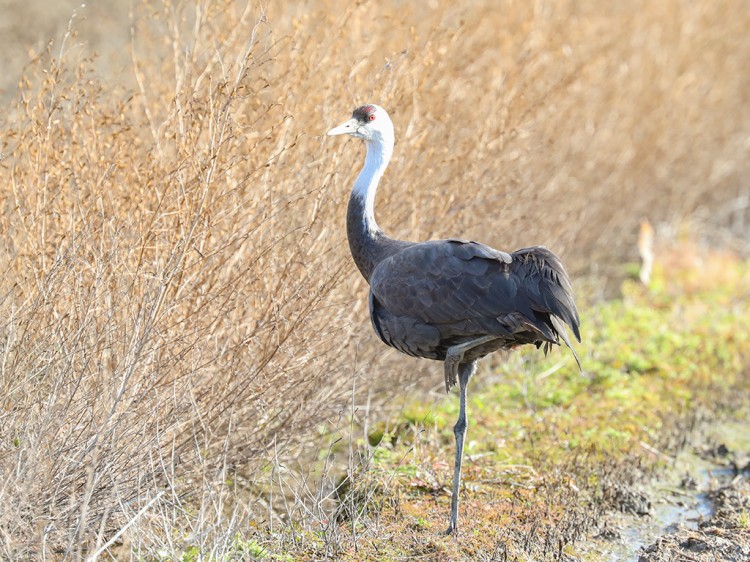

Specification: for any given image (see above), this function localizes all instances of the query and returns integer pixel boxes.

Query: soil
[579,420,750,562]
[637,461,750,562]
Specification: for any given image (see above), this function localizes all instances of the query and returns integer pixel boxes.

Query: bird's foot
[443,336,496,393]
[444,356,460,393]
[443,522,458,537]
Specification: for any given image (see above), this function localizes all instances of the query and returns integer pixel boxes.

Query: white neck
[352,135,393,233]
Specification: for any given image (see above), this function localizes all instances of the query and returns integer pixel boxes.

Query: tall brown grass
[0,0,748,557]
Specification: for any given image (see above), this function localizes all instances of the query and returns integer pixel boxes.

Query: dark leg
[445,361,476,536]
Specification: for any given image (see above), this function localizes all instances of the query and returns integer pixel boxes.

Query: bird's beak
[327,118,358,137]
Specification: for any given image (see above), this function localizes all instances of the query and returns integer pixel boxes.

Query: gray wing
[369,239,581,345]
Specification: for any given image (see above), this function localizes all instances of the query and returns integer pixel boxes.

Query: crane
[327,104,581,536]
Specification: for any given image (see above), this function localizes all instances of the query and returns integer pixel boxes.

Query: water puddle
[584,420,749,561]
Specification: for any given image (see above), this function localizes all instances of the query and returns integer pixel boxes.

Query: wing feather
[369,240,580,347]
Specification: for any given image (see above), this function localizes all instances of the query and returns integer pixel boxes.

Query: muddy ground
[584,422,750,562]
[637,443,750,562]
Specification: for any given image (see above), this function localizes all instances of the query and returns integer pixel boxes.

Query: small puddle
[584,420,749,561]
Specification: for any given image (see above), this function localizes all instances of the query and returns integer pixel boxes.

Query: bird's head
[327,104,394,146]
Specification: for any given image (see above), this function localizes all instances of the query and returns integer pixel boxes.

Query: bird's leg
[443,335,497,392]
[445,361,476,537]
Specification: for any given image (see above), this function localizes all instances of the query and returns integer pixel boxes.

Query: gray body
[348,184,581,370]
[330,104,581,536]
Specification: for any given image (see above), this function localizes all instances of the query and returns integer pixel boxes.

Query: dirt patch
[638,481,750,561]
[638,443,750,562]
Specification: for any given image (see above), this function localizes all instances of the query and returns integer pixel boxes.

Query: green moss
[179,546,201,562]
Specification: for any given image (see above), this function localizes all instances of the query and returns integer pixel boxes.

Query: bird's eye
[368,114,376,122]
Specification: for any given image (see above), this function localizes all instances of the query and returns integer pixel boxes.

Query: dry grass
[0,0,748,558]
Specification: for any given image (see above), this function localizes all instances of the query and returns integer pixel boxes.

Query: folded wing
[369,239,580,357]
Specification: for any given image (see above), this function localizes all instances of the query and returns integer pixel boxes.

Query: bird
[327,104,581,536]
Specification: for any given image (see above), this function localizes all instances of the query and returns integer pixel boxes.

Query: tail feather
[512,246,581,342]
[550,314,582,372]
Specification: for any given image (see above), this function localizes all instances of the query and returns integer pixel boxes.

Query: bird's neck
[347,138,396,282]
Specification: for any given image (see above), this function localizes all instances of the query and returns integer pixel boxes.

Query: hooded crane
[327,104,581,536]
